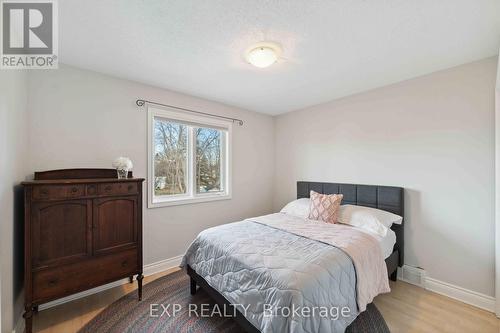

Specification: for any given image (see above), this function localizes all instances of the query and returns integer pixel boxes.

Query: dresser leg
[137,273,143,301]
[23,305,33,333]
[129,276,134,283]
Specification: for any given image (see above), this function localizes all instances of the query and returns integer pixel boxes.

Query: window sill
[148,194,232,208]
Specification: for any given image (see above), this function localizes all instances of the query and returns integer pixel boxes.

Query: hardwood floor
[32,268,499,333]
[32,268,179,333]
[374,281,499,333]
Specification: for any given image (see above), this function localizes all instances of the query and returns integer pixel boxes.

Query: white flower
[112,157,133,170]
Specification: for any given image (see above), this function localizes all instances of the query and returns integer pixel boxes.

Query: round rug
[79,270,390,333]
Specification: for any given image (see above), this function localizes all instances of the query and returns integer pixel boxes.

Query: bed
[183,181,404,333]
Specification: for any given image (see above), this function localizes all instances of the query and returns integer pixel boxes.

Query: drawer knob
[40,189,49,195]
[105,185,112,191]
[71,187,78,193]
[128,185,133,191]
[121,260,128,268]
[48,279,58,287]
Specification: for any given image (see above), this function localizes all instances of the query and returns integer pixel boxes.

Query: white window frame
[147,105,232,208]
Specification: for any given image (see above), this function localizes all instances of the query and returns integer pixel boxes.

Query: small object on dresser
[112,156,133,179]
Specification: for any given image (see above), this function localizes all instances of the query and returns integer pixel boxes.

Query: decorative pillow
[338,204,403,236]
[280,198,311,219]
[308,191,343,224]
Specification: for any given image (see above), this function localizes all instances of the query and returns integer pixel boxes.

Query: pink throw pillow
[308,191,343,224]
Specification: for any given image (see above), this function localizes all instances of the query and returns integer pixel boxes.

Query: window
[148,106,231,207]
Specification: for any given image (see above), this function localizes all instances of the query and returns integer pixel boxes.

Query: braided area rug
[79,270,390,333]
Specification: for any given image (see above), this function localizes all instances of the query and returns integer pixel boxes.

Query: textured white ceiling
[59,0,500,115]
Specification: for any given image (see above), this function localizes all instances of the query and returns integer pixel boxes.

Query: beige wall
[0,71,29,333]
[26,65,275,265]
[274,57,497,296]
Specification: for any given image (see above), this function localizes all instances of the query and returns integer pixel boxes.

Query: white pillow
[338,205,403,237]
[280,198,311,219]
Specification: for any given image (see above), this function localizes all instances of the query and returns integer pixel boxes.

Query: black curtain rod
[136,99,244,126]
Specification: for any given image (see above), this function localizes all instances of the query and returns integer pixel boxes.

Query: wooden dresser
[22,169,145,333]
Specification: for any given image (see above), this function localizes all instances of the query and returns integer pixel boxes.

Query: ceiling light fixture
[245,42,282,68]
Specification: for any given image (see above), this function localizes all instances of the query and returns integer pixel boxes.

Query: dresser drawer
[32,249,138,302]
[98,182,138,196]
[32,185,85,200]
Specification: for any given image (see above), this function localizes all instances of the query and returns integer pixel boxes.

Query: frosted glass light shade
[245,46,278,68]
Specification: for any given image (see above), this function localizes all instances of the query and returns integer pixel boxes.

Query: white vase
[117,168,128,179]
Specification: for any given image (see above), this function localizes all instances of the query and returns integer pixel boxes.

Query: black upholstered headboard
[297,181,404,267]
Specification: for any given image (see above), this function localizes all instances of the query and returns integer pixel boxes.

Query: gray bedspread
[182,219,359,333]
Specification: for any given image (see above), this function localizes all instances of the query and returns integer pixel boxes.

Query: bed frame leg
[190,276,197,295]
[390,270,397,281]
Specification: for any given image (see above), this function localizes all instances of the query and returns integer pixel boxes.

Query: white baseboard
[144,254,183,276]
[397,265,496,313]
[425,277,496,312]
[38,254,184,311]
[12,316,25,333]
